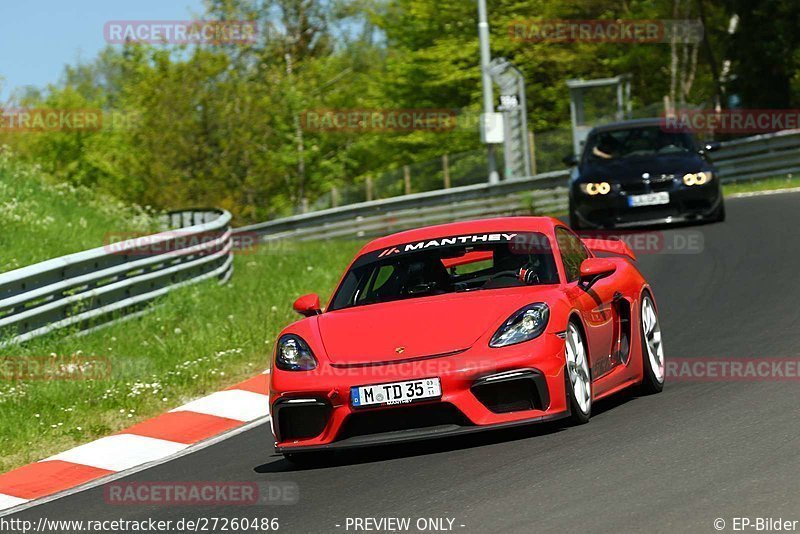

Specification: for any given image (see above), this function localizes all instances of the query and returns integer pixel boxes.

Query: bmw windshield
[329,232,559,311]
[585,126,696,161]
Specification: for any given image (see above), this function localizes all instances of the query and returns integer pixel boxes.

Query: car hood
[316,289,544,365]
[579,153,706,184]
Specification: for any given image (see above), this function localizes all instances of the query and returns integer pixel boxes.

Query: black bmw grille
[620,176,676,195]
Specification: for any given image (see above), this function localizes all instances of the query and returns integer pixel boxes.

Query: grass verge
[722,175,800,196]
[0,146,157,273]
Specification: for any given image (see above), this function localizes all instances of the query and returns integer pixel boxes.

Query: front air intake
[273,399,331,442]
[471,370,550,414]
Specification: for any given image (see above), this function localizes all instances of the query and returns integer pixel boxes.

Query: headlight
[683,171,713,186]
[490,303,550,348]
[276,334,318,371]
[579,182,612,195]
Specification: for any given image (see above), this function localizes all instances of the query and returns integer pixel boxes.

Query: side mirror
[293,294,322,317]
[562,153,578,167]
[700,141,721,154]
[578,258,616,291]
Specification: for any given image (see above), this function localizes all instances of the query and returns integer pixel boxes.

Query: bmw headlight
[490,303,550,348]
[579,182,612,195]
[276,334,318,371]
[683,171,713,186]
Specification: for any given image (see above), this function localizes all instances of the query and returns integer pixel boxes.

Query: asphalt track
[10,192,800,533]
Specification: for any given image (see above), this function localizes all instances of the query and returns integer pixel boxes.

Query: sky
[0,0,205,101]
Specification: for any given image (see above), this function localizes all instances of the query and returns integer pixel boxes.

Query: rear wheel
[639,293,665,394]
[565,321,591,424]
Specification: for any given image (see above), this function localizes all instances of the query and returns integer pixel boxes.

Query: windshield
[329,232,559,311]
[585,126,696,161]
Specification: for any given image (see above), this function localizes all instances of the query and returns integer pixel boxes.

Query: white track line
[44,434,188,472]
[170,390,269,422]
[0,383,272,516]
[0,416,271,517]
[728,186,800,199]
[0,494,29,510]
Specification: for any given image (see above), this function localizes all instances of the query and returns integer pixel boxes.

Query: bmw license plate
[628,192,670,207]
[351,378,441,408]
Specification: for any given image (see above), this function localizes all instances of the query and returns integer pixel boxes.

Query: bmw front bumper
[571,182,723,229]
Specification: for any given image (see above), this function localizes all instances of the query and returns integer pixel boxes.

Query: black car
[565,118,725,229]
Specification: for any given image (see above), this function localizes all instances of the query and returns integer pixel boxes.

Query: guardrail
[0,209,234,347]
[710,129,800,183]
[235,170,570,242]
[235,129,800,242]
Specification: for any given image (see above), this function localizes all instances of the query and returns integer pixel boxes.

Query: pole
[516,71,532,177]
[477,0,499,183]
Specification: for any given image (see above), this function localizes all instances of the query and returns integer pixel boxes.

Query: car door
[556,227,618,384]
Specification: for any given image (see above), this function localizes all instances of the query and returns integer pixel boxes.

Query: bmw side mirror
[293,294,322,317]
[562,154,578,167]
[578,258,616,291]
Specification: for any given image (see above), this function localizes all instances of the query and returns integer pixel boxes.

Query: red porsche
[269,217,665,461]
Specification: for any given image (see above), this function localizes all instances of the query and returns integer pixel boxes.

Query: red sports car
[269,217,665,461]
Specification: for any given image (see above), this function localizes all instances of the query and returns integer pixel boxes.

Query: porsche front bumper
[270,332,570,453]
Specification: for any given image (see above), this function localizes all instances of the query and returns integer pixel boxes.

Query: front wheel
[639,293,665,394]
[711,202,726,223]
[565,321,592,424]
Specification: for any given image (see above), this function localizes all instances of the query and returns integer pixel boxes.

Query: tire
[712,202,726,223]
[565,320,592,424]
[639,293,665,395]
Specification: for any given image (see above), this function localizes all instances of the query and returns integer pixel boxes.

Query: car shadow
[254,390,640,473]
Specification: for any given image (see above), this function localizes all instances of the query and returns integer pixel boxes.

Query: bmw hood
[315,289,541,365]
[579,153,707,184]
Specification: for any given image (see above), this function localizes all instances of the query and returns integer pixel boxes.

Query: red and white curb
[0,372,270,515]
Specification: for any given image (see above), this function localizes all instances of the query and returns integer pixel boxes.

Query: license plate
[351,378,442,408]
[628,192,670,207]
